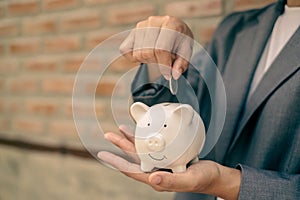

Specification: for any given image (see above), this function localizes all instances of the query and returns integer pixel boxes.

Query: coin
[169,75,178,95]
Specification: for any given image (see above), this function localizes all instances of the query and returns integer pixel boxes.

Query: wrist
[204,163,241,200]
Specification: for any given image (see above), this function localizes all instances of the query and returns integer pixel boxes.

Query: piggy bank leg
[140,162,154,172]
[172,165,187,173]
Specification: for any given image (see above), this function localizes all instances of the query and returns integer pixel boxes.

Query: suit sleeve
[212,10,300,199]
[237,165,300,199]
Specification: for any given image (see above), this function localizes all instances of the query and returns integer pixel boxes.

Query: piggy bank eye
[164,124,167,128]
[147,123,150,126]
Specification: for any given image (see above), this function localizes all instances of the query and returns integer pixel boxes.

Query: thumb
[148,170,196,192]
[172,56,188,80]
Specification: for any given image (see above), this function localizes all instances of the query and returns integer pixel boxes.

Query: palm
[98,125,219,193]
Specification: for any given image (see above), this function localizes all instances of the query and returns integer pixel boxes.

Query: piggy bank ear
[130,102,149,122]
[173,104,194,125]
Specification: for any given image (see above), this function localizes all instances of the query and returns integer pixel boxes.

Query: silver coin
[169,76,178,95]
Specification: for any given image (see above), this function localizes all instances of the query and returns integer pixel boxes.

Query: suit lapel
[216,4,283,162]
[228,27,300,152]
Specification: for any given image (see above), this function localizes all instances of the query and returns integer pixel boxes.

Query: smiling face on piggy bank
[130,102,206,173]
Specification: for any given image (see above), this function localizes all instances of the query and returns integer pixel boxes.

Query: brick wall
[0,0,275,149]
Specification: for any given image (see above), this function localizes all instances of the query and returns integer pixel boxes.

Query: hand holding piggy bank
[130,102,206,173]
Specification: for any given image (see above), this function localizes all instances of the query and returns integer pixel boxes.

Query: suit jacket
[131,0,300,199]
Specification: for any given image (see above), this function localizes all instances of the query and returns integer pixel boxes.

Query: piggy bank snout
[146,134,165,152]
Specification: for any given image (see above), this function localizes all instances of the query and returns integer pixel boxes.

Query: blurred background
[0,0,275,199]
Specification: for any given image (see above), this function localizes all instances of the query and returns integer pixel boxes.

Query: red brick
[48,120,77,136]
[0,43,4,55]
[8,0,39,16]
[109,56,139,73]
[65,100,105,118]
[0,98,5,113]
[0,20,19,37]
[110,100,134,125]
[42,77,75,94]
[9,38,40,54]
[63,54,102,72]
[0,98,22,114]
[164,0,222,18]
[0,4,5,18]
[23,56,58,72]
[63,54,85,72]
[0,118,10,132]
[44,35,81,53]
[196,19,220,44]
[82,79,116,97]
[85,30,118,50]
[81,118,117,135]
[0,80,4,92]
[8,100,22,114]
[8,78,38,93]
[234,0,275,11]
[84,0,120,5]
[44,0,79,11]
[93,76,127,97]
[95,79,116,96]
[25,100,58,116]
[0,99,22,116]
[199,26,217,43]
[98,121,119,133]
[108,4,154,25]
[0,59,19,74]
[61,10,101,32]
[13,118,44,134]
[23,17,56,35]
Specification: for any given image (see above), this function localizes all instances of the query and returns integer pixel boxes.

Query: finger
[156,51,172,80]
[155,29,177,80]
[160,16,193,62]
[104,132,140,162]
[104,132,134,153]
[171,32,193,80]
[119,29,135,62]
[98,151,151,185]
[141,27,160,62]
[119,124,135,144]
[132,21,147,63]
[140,16,165,63]
[148,168,198,192]
[172,56,188,80]
[175,34,193,63]
[97,151,140,173]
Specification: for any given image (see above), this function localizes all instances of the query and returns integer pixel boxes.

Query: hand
[119,16,194,80]
[98,125,241,200]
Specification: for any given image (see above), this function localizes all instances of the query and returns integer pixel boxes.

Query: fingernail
[104,134,110,140]
[151,175,162,185]
[97,151,105,159]
[163,74,170,80]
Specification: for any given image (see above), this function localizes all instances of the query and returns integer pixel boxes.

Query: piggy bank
[130,102,206,173]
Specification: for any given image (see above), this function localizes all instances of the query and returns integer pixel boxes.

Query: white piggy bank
[130,102,206,173]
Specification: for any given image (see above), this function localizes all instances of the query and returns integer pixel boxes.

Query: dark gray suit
[131,0,300,199]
